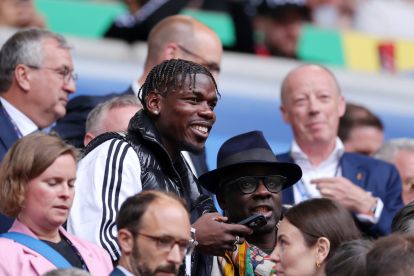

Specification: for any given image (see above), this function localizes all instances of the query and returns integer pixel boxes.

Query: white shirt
[290,137,383,224]
[0,97,38,136]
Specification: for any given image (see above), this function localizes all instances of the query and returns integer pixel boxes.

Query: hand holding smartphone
[237,214,267,229]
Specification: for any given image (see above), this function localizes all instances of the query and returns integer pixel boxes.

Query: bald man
[276,64,403,237]
[54,15,221,153]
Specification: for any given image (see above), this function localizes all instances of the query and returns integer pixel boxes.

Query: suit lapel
[0,106,20,150]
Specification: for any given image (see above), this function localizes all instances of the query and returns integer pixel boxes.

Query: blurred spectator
[270,198,361,275]
[254,0,311,58]
[339,103,384,156]
[325,239,373,276]
[366,234,414,276]
[375,138,414,205]
[0,133,112,275]
[0,28,75,232]
[307,0,356,29]
[113,191,194,276]
[104,0,190,43]
[391,201,414,233]
[354,0,414,40]
[84,95,142,146]
[0,0,45,28]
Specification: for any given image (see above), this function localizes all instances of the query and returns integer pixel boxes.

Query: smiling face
[26,38,75,128]
[219,165,282,234]
[19,153,76,230]
[281,65,345,149]
[154,73,217,158]
[271,219,319,276]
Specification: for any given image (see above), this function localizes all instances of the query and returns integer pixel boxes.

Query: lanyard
[61,234,89,271]
[0,101,23,138]
[295,157,342,201]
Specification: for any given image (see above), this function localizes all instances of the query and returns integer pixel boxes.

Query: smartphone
[237,214,267,229]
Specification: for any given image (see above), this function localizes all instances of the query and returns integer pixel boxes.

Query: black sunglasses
[225,175,287,194]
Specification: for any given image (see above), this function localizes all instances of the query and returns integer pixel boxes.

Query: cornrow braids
[138,59,219,109]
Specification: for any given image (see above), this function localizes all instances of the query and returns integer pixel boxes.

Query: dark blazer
[53,87,209,176]
[0,102,19,233]
[277,152,404,237]
[109,267,127,276]
[0,102,20,161]
[53,87,134,148]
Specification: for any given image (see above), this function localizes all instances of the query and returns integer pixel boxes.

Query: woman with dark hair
[0,132,112,275]
[270,198,361,276]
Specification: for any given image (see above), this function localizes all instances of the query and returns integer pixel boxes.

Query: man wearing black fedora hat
[199,130,302,275]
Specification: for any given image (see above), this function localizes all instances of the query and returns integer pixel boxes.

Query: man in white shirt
[276,64,403,237]
[0,28,75,232]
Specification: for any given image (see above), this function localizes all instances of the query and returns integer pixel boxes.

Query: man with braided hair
[68,59,252,276]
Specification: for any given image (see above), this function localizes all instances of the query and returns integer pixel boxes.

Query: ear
[162,42,180,60]
[315,237,330,266]
[146,91,162,116]
[280,104,291,124]
[337,95,346,118]
[14,64,31,91]
[117,229,134,255]
[83,132,95,147]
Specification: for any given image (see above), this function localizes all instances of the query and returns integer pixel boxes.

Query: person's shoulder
[67,93,121,110]
[343,152,395,169]
[276,151,292,162]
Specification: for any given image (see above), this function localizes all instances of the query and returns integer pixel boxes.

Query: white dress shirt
[290,137,383,224]
[0,97,38,136]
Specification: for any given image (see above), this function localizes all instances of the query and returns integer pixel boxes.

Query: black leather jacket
[84,110,215,275]
[85,110,215,219]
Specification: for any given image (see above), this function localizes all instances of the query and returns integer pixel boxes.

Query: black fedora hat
[199,131,302,194]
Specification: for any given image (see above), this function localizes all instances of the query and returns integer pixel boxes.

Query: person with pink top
[0,132,112,276]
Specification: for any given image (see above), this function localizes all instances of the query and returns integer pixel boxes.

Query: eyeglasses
[137,232,197,256]
[27,65,78,84]
[176,44,221,74]
[225,175,288,194]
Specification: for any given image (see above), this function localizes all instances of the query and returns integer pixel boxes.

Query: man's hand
[192,212,253,256]
[312,176,377,214]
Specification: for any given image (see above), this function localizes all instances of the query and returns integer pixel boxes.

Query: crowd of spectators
[100,0,414,60]
[1,1,414,276]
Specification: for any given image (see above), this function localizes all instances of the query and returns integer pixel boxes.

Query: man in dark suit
[276,64,403,237]
[0,28,75,232]
[54,15,222,177]
[110,191,193,275]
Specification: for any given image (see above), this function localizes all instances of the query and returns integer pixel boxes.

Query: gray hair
[375,138,414,162]
[85,94,142,134]
[0,28,71,92]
